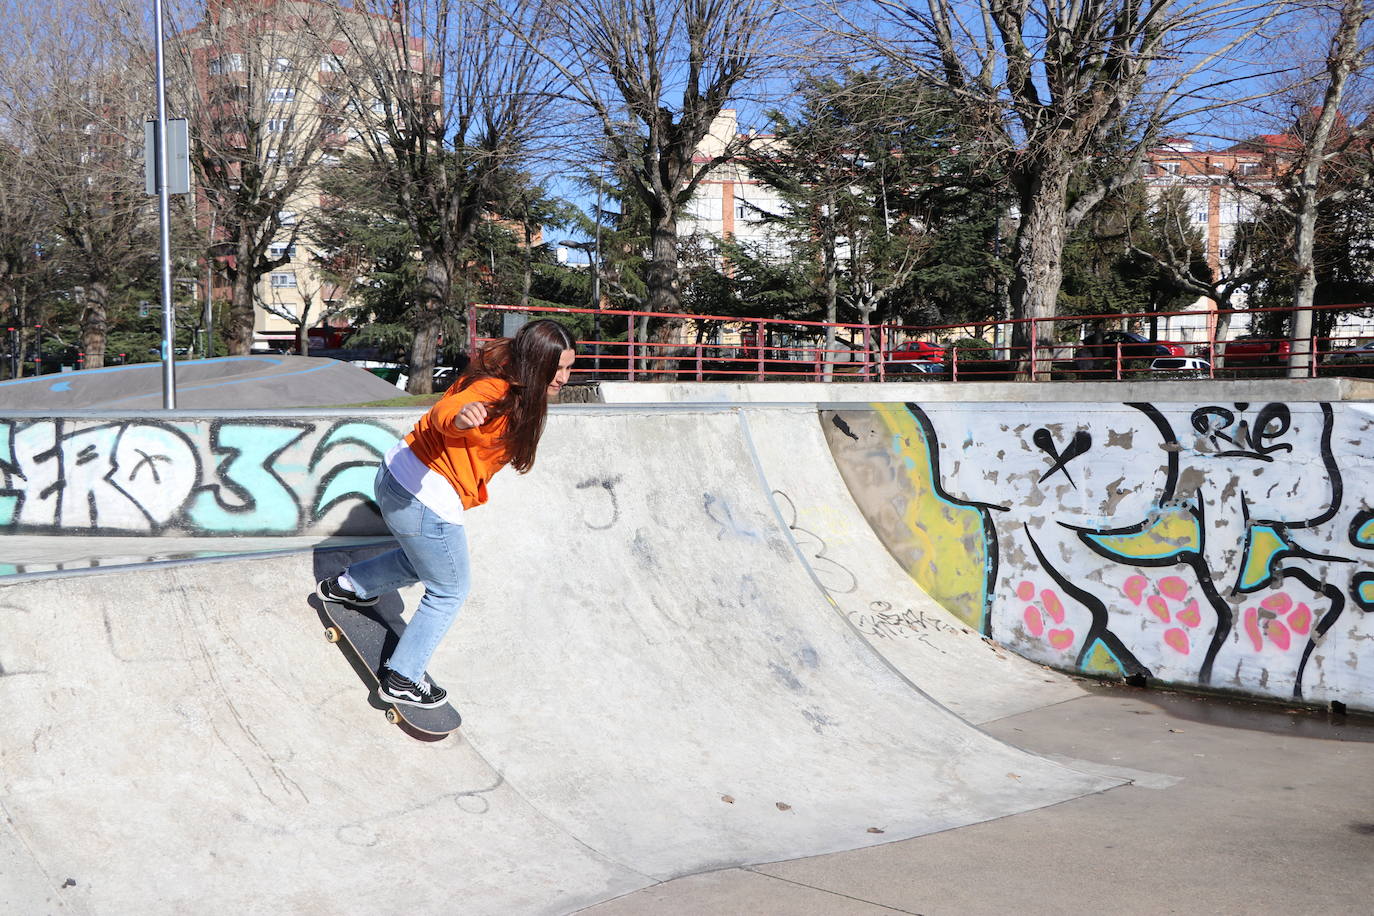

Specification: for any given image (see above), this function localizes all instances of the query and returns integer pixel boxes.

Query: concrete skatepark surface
[0,355,403,410]
[3,381,1374,912]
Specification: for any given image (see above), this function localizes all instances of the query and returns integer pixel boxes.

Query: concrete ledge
[594,377,1374,403]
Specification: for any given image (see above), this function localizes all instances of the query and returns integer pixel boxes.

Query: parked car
[1324,337,1374,364]
[884,358,945,378]
[1149,357,1211,376]
[1102,331,1186,359]
[886,340,946,362]
[1221,335,1291,368]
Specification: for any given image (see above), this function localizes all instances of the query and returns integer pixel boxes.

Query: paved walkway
[587,685,1374,915]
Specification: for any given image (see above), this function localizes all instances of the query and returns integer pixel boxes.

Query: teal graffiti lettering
[0,422,15,526]
[189,424,308,533]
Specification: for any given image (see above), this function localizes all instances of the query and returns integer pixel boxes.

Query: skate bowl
[3,381,1373,912]
[0,402,1122,913]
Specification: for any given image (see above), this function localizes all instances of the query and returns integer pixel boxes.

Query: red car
[1222,335,1291,367]
[887,341,946,361]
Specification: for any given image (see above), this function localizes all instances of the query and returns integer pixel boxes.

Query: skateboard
[320,596,462,736]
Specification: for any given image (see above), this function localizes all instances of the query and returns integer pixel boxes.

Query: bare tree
[138,0,346,356]
[0,138,54,378]
[1269,0,1373,376]
[0,0,156,370]
[509,0,788,321]
[841,0,1277,375]
[317,0,552,394]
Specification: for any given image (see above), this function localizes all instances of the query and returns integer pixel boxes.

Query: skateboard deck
[320,596,462,736]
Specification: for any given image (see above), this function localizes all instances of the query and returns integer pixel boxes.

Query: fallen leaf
[721,795,735,804]
[1007,772,1022,780]
[867,827,885,834]
[776,802,792,811]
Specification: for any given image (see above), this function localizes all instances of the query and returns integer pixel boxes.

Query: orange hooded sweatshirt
[402,376,512,509]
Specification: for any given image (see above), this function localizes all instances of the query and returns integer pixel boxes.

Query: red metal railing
[467,301,1374,383]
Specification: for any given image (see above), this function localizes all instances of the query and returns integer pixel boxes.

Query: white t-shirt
[384,441,466,524]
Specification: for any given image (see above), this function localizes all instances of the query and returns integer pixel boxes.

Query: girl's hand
[454,401,489,430]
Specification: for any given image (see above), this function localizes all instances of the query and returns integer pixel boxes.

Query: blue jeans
[344,464,471,683]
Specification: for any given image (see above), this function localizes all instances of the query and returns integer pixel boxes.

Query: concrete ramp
[0,406,1123,911]
[738,407,1083,724]
[0,355,403,410]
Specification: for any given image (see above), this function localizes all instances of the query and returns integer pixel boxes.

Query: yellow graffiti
[873,405,988,630]
[1082,640,1126,676]
[1239,525,1288,591]
[1084,505,1200,561]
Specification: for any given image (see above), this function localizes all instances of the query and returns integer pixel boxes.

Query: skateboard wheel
[324,627,341,643]
[386,708,400,724]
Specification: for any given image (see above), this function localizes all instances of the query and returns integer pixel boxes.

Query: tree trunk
[406,256,450,395]
[647,202,680,315]
[80,281,109,370]
[227,238,258,356]
[1008,166,1072,380]
[1289,0,1368,378]
[226,273,256,356]
[821,197,838,382]
[1289,204,1320,378]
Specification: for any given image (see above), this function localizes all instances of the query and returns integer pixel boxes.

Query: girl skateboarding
[318,318,576,707]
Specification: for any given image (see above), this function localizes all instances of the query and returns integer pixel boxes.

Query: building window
[268,87,296,104]
[279,210,297,225]
[265,117,292,133]
[272,57,293,73]
[1159,161,1180,175]
[208,57,223,75]
[270,272,297,288]
[269,244,297,260]
[1193,210,1208,224]
[1239,161,1258,175]
[320,55,342,72]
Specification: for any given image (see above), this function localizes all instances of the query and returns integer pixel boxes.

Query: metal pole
[203,210,215,359]
[153,0,177,408]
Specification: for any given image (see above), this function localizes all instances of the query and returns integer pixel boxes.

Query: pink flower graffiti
[1123,574,1203,656]
[1018,580,1075,650]
[1243,593,1313,653]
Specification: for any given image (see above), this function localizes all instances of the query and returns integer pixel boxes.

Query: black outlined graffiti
[840,398,1370,705]
[0,417,407,537]
[904,403,1008,637]
[771,489,858,595]
[574,475,623,530]
[1033,428,1092,487]
[1025,524,1151,678]
[848,600,968,647]
[1191,402,1296,461]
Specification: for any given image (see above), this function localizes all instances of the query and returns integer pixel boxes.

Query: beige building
[189,0,401,352]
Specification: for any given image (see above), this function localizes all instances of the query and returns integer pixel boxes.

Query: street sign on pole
[144,118,190,196]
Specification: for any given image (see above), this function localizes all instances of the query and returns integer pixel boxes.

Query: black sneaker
[317,576,379,608]
[379,669,448,708]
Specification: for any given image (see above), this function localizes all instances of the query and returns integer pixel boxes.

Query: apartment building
[1143,127,1374,345]
[680,109,789,263]
[188,0,411,352]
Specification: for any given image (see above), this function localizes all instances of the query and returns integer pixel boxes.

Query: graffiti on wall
[823,401,1374,707]
[0,416,409,538]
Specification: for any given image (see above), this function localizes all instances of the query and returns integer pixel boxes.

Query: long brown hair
[454,318,575,472]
